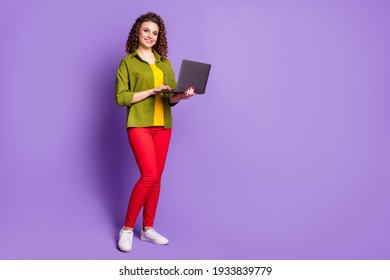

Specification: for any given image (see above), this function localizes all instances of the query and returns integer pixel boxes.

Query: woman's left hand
[169,86,195,104]
[181,86,195,100]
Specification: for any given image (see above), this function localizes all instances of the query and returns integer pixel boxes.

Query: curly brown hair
[125,12,169,59]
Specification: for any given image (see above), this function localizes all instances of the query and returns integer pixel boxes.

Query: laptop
[154,59,211,94]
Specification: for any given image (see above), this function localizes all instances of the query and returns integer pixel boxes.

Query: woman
[115,12,194,252]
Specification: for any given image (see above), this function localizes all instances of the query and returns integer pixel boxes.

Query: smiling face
[138,21,159,50]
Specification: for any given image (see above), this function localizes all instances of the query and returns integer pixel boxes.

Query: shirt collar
[129,49,162,62]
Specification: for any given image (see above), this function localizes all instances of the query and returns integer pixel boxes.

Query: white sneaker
[118,229,133,252]
[140,228,169,245]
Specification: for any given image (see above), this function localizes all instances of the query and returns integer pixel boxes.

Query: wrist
[170,96,179,104]
[174,95,182,102]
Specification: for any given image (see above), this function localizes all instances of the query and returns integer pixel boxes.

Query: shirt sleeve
[115,60,135,106]
[162,60,178,107]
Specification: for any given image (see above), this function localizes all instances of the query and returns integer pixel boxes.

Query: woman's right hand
[131,85,171,104]
[150,85,171,95]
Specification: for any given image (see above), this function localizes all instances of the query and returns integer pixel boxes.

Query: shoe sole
[118,244,132,252]
[140,235,169,245]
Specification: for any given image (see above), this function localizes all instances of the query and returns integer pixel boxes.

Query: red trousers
[124,127,172,228]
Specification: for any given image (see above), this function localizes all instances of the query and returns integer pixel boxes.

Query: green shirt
[115,50,177,128]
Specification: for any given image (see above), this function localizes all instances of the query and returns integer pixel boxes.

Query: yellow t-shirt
[150,63,164,126]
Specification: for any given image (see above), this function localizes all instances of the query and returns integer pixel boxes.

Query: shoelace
[147,229,163,239]
[122,231,133,242]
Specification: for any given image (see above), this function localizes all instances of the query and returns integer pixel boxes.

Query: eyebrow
[143,27,159,33]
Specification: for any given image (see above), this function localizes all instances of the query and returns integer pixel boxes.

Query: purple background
[1,0,389,260]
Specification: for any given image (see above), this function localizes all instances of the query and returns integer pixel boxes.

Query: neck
[137,47,156,64]
[137,46,153,56]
